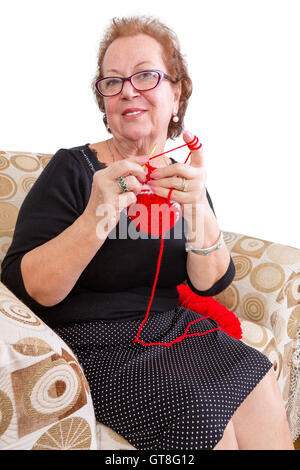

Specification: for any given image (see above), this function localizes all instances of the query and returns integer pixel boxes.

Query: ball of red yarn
[177,283,242,340]
[127,161,180,237]
[128,192,178,236]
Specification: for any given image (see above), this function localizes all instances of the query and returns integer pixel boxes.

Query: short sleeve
[185,188,236,296]
[0,148,87,310]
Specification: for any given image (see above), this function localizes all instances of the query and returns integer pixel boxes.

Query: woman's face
[102,34,181,145]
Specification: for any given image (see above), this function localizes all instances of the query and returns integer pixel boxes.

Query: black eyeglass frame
[94,69,179,97]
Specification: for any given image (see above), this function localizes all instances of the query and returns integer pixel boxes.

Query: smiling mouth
[122,110,147,118]
[124,111,142,116]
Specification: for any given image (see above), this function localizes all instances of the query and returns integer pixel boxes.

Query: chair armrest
[0,281,98,450]
[213,231,300,441]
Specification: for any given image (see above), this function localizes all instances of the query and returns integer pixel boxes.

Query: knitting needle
[143,143,157,170]
[149,143,158,158]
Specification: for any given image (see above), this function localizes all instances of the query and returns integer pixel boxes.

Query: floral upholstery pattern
[0,149,299,448]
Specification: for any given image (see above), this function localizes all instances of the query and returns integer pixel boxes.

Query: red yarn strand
[148,136,202,164]
[132,135,227,347]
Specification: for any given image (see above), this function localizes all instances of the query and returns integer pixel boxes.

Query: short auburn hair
[91,15,193,140]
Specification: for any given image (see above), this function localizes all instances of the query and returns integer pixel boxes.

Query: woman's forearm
[185,197,231,291]
[20,214,107,307]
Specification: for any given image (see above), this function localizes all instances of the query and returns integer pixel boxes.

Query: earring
[172,114,179,123]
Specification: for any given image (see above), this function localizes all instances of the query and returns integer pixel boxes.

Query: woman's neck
[110,136,171,167]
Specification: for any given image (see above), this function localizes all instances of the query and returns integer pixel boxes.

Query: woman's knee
[213,419,239,450]
[260,369,287,416]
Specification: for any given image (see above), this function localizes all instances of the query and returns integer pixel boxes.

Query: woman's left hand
[148,130,207,221]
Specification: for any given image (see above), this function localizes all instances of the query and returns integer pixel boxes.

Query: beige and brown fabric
[0,149,299,448]
[215,232,300,441]
[0,281,99,449]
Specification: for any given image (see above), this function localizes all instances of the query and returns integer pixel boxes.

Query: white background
[1,0,299,248]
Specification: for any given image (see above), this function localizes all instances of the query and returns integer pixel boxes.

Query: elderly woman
[1,16,293,450]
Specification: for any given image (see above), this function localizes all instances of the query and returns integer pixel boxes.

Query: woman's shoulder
[48,145,86,167]
[51,143,107,174]
[38,145,98,183]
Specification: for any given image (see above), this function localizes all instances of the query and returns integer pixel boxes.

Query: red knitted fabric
[128,159,180,236]
[128,192,179,236]
[177,283,242,340]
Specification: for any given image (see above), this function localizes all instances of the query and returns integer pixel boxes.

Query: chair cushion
[0,281,98,450]
[96,423,136,450]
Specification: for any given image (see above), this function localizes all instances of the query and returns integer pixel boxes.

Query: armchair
[0,149,299,449]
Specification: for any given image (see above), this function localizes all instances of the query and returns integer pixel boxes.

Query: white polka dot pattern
[53,306,273,450]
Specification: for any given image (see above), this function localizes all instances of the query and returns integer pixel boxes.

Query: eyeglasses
[94,69,178,97]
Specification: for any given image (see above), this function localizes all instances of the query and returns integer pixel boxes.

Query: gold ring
[181,177,188,192]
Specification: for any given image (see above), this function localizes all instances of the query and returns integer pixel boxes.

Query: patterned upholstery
[0,282,98,449]
[0,149,299,449]
[217,233,300,442]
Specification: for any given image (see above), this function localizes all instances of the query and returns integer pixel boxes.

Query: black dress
[1,144,273,450]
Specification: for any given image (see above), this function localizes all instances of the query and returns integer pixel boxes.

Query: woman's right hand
[82,155,149,237]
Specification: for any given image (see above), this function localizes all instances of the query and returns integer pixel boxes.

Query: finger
[149,184,190,203]
[118,174,144,194]
[149,162,196,180]
[183,130,204,167]
[118,191,137,211]
[148,176,199,191]
[113,157,148,182]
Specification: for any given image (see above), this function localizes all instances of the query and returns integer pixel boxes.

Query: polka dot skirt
[53,306,273,450]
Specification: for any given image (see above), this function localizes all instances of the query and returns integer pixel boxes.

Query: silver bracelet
[185,231,224,255]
